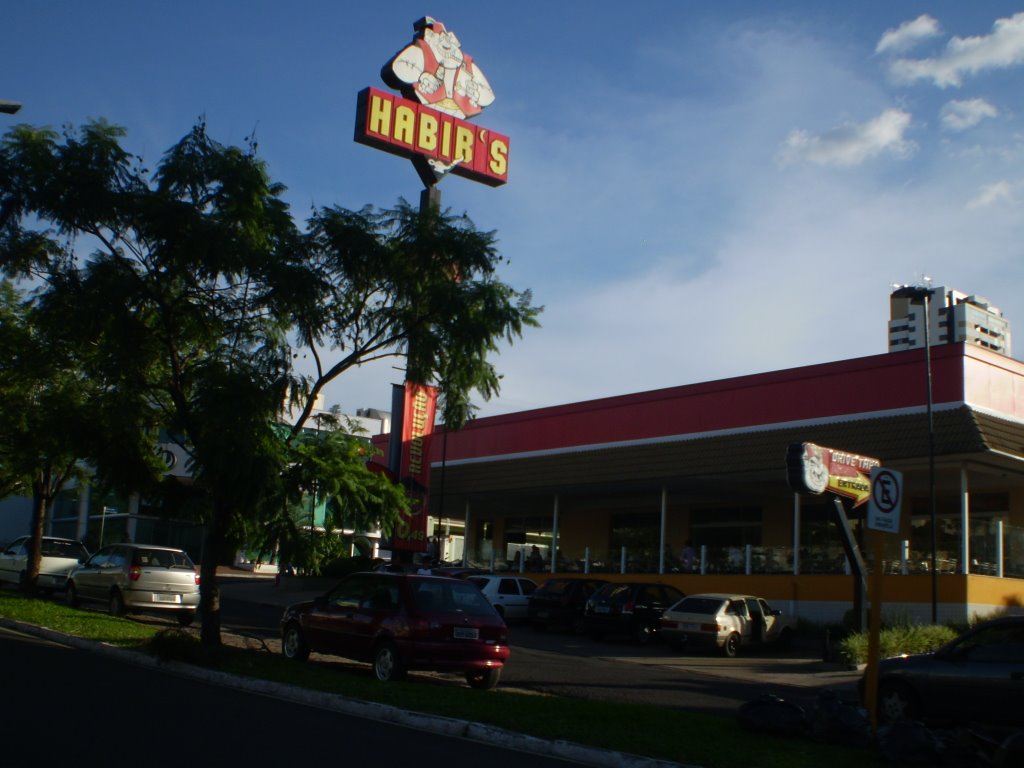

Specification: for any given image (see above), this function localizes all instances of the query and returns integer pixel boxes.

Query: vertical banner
[391,382,438,551]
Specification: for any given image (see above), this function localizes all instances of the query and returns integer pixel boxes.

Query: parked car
[863,615,1024,727]
[659,593,797,656]
[0,535,89,593]
[465,574,537,620]
[528,577,607,633]
[280,571,510,689]
[583,582,685,643]
[66,543,200,626]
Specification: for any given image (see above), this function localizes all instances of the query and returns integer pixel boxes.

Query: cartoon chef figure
[382,17,495,120]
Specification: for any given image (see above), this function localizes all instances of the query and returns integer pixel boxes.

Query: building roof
[416,343,1024,515]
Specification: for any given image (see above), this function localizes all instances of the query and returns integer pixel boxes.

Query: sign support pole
[864,529,885,736]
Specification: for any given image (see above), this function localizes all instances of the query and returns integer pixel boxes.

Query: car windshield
[674,597,727,615]
[411,578,497,617]
[133,549,194,569]
[40,539,88,561]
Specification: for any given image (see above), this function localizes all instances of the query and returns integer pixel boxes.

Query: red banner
[392,382,438,550]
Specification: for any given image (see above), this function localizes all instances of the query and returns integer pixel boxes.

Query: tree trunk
[22,473,50,596]
[199,507,225,647]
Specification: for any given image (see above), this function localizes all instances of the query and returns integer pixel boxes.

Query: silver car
[66,544,200,626]
[0,535,89,593]
[659,593,797,656]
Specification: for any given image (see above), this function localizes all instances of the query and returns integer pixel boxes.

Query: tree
[0,280,101,593]
[0,119,540,646]
[289,200,541,433]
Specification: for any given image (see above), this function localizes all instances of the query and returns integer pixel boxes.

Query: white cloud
[876,15,942,55]
[967,181,1014,209]
[777,109,915,167]
[888,12,1024,87]
[941,98,999,131]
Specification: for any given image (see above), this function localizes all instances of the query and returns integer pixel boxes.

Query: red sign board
[355,87,508,187]
[391,382,439,551]
[787,442,880,508]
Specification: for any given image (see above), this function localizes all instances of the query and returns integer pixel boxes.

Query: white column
[463,501,471,566]
[792,493,801,576]
[551,495,560,574]
[659,487,668,575]
[76,482,91,541]
[960,466,970,574]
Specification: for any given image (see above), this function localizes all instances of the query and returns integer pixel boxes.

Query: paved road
[0,625,587,768]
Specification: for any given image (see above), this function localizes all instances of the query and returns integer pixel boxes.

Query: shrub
[836,623,957,666]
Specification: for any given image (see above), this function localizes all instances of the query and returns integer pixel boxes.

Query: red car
[280,571,510,689]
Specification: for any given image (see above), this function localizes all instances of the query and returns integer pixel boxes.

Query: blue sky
[7,2,1024,418]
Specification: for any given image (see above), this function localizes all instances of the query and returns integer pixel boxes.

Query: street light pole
[899,282,938,623]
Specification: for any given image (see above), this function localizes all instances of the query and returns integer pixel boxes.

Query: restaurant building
[416,340,1024,625]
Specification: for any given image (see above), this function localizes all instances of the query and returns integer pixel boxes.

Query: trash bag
[877,721,945,765]
[737,694,807,737]
[808,690,872,748]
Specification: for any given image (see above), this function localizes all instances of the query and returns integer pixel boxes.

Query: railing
[463,522,1024,578]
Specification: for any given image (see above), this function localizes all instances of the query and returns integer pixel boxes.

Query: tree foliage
[0,119,540,644]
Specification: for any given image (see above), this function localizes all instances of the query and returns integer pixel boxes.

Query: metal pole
[923,291,938,623]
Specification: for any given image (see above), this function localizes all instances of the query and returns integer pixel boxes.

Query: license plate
[153,593,181,604]
[682,623,700,631]
[536,611,549,619]
[454,627,479,640]
[594,606,610,614]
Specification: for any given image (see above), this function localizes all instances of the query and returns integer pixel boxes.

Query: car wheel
[373,641,406,682]
[878,680,920,723]
[109,590,126,617]
[66,582,79,608]
[722,632,741,657]
[465,668,501,690]
[635,623,653,645]
[281,622,309,661]
[176,610,196,627]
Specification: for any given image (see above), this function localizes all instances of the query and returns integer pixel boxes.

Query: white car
[659,593,797,656]
[466,574,537,620]
[0,535,90,593]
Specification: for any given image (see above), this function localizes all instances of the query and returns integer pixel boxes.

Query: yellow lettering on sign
[368,95,392,136]
[394,105,417,145]
[441,120,453,159]
[489,139,508,176]
[417,112,438,152]
[454,125,475,164]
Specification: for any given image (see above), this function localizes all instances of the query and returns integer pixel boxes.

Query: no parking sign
[867,467,903,533]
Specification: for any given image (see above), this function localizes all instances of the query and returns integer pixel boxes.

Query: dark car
[528,577,607,633]
[864,615,1024,727]
[280,571,510,689]
[583,582,685,644]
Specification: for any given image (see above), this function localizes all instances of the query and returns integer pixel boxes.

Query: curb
[0,617,696,768]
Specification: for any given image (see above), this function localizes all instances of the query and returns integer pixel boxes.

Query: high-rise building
[888,285,1011,356]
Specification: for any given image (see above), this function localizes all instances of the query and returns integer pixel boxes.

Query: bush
[148,628,224,665]
[836,623,957,666]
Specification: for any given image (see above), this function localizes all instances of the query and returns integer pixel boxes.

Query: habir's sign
[355,17,509,187]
